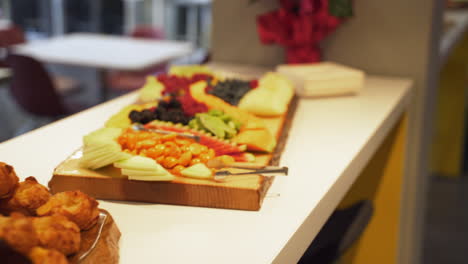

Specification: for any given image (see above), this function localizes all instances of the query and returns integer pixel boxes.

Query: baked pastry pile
[0,162,100,264]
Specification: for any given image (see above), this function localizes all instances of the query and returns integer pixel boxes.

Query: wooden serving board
[50,96,298,211]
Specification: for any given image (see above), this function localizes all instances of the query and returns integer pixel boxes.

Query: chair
[0,25,26,68]
[5,54,85,130]
[0,25,79,94]
[298,200,374,263]
[105,25,168,93]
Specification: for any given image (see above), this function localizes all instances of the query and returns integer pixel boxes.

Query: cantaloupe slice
[232,129,277,153]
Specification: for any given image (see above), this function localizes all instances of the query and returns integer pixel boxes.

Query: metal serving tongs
[207,158,288,181]
[207,159,281,170]
[132,123,200,142]
[214,167,288,182]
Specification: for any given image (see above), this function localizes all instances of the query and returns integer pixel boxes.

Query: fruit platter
[51,65,298,211]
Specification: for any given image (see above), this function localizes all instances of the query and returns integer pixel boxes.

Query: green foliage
[329,0,353,18]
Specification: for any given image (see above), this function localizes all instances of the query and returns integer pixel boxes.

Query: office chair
[0,25,26,68]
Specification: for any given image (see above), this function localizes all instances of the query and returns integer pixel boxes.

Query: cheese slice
[276,62,365,98]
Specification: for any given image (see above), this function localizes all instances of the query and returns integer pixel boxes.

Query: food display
[51,65,297,210]
[0,162,121,264]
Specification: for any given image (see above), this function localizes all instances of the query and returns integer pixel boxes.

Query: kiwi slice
[199,114,238,139]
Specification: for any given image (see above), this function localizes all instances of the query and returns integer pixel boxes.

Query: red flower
[256,0,348,63]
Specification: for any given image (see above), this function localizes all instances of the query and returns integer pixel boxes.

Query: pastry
[37,191,99,230]
[0,177,51,216]
[0,162,19,200]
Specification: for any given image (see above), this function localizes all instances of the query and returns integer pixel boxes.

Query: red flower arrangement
[255,0,353,64]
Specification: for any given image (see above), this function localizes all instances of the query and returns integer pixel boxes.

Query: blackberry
[208,79,252,105]
[129,97,193,126]
[168,98,182,108]
[158,101,170,108]
[129,109,157,124]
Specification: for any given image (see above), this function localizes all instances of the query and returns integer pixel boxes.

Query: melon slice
[115,156,175,181]
[105,104,155,129]
[238,72,294,117]
[169,65,214,77]
[137,76,164,103]
[114,156,162,171]
[232,129,277,153]
[80,128,131,169]
[180,163,213,179]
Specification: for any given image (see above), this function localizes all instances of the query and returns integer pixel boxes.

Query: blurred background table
[12,33,193,100]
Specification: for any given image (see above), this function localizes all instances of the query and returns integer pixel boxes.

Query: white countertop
[0,76,411,263]
[13,33,193,70]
